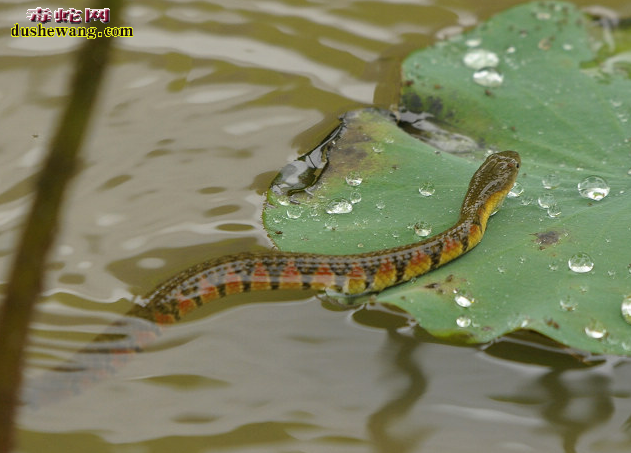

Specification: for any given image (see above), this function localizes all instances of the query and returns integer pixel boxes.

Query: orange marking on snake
[177,297,196,316]
[199,277,220,303]
[310,264,336,290]
[345,263,367,294]
[251,261,272,291]
[374,258,397,290]
[155,312,177,325]
[279,261,302,289]
[224,267,244,295]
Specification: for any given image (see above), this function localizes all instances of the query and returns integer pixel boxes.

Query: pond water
[3,0,631,452]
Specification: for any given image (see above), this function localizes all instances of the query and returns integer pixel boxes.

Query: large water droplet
[537,193,556,209]
[345,171,363,187]
[325,198,353,214]
[621,295,631,325]
[584,320,607,340]
[418,182,435,197]
[463,49,500,70]
[568,252,594,273]
[413,221,432,237]
[456,316,472,328]
[542,173,560,189]
[473,68,504,87]
[454,291,474,308]
[508,181,524,198]
[577,176,609,201]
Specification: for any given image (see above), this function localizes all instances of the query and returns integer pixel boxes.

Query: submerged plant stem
[0,2,122,450]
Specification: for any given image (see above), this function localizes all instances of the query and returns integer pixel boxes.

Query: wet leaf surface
[264,1,631,355]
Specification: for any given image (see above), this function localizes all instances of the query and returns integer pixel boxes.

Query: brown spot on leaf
[545,318,560,329]
[533,230,562,248]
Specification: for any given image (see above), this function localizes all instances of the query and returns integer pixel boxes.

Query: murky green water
[3,0,631,451]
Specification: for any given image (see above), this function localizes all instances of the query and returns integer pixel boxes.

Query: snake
[24,150,520,406]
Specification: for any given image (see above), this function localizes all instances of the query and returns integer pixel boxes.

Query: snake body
[25,151,520,406]
[132,150,520,324]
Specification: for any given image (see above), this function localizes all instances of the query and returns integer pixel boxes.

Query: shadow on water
[350,305,631,453]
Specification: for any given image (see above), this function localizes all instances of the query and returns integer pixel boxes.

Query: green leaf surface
[263,1,631,355]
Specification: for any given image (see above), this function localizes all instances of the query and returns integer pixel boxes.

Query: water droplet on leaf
[349,190,362,204]
[546,203,561,218]
[413,221,432,237]
[418,182,435,197]
[621,295,631,325]
[456,316,472,328]
[325,198,353,214]
[473,68,504,87]
[465,37,482,47]
[277,195,290,206]
[463,49,500,70]
[286,205,303,219]
[568,252,594,273]
[454,291,474,307]
[584,320,607,340]
[577,176,609,201]
[324,217,338,230]
[508,181,523,198]
[345,171,363,187]
[537,193,556,209]
[542,173,560,189]
[559,296,577,312]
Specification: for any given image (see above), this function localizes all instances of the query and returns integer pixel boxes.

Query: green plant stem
[0,3,122,450]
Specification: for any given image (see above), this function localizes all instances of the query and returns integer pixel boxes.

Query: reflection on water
[4,0,631,452]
